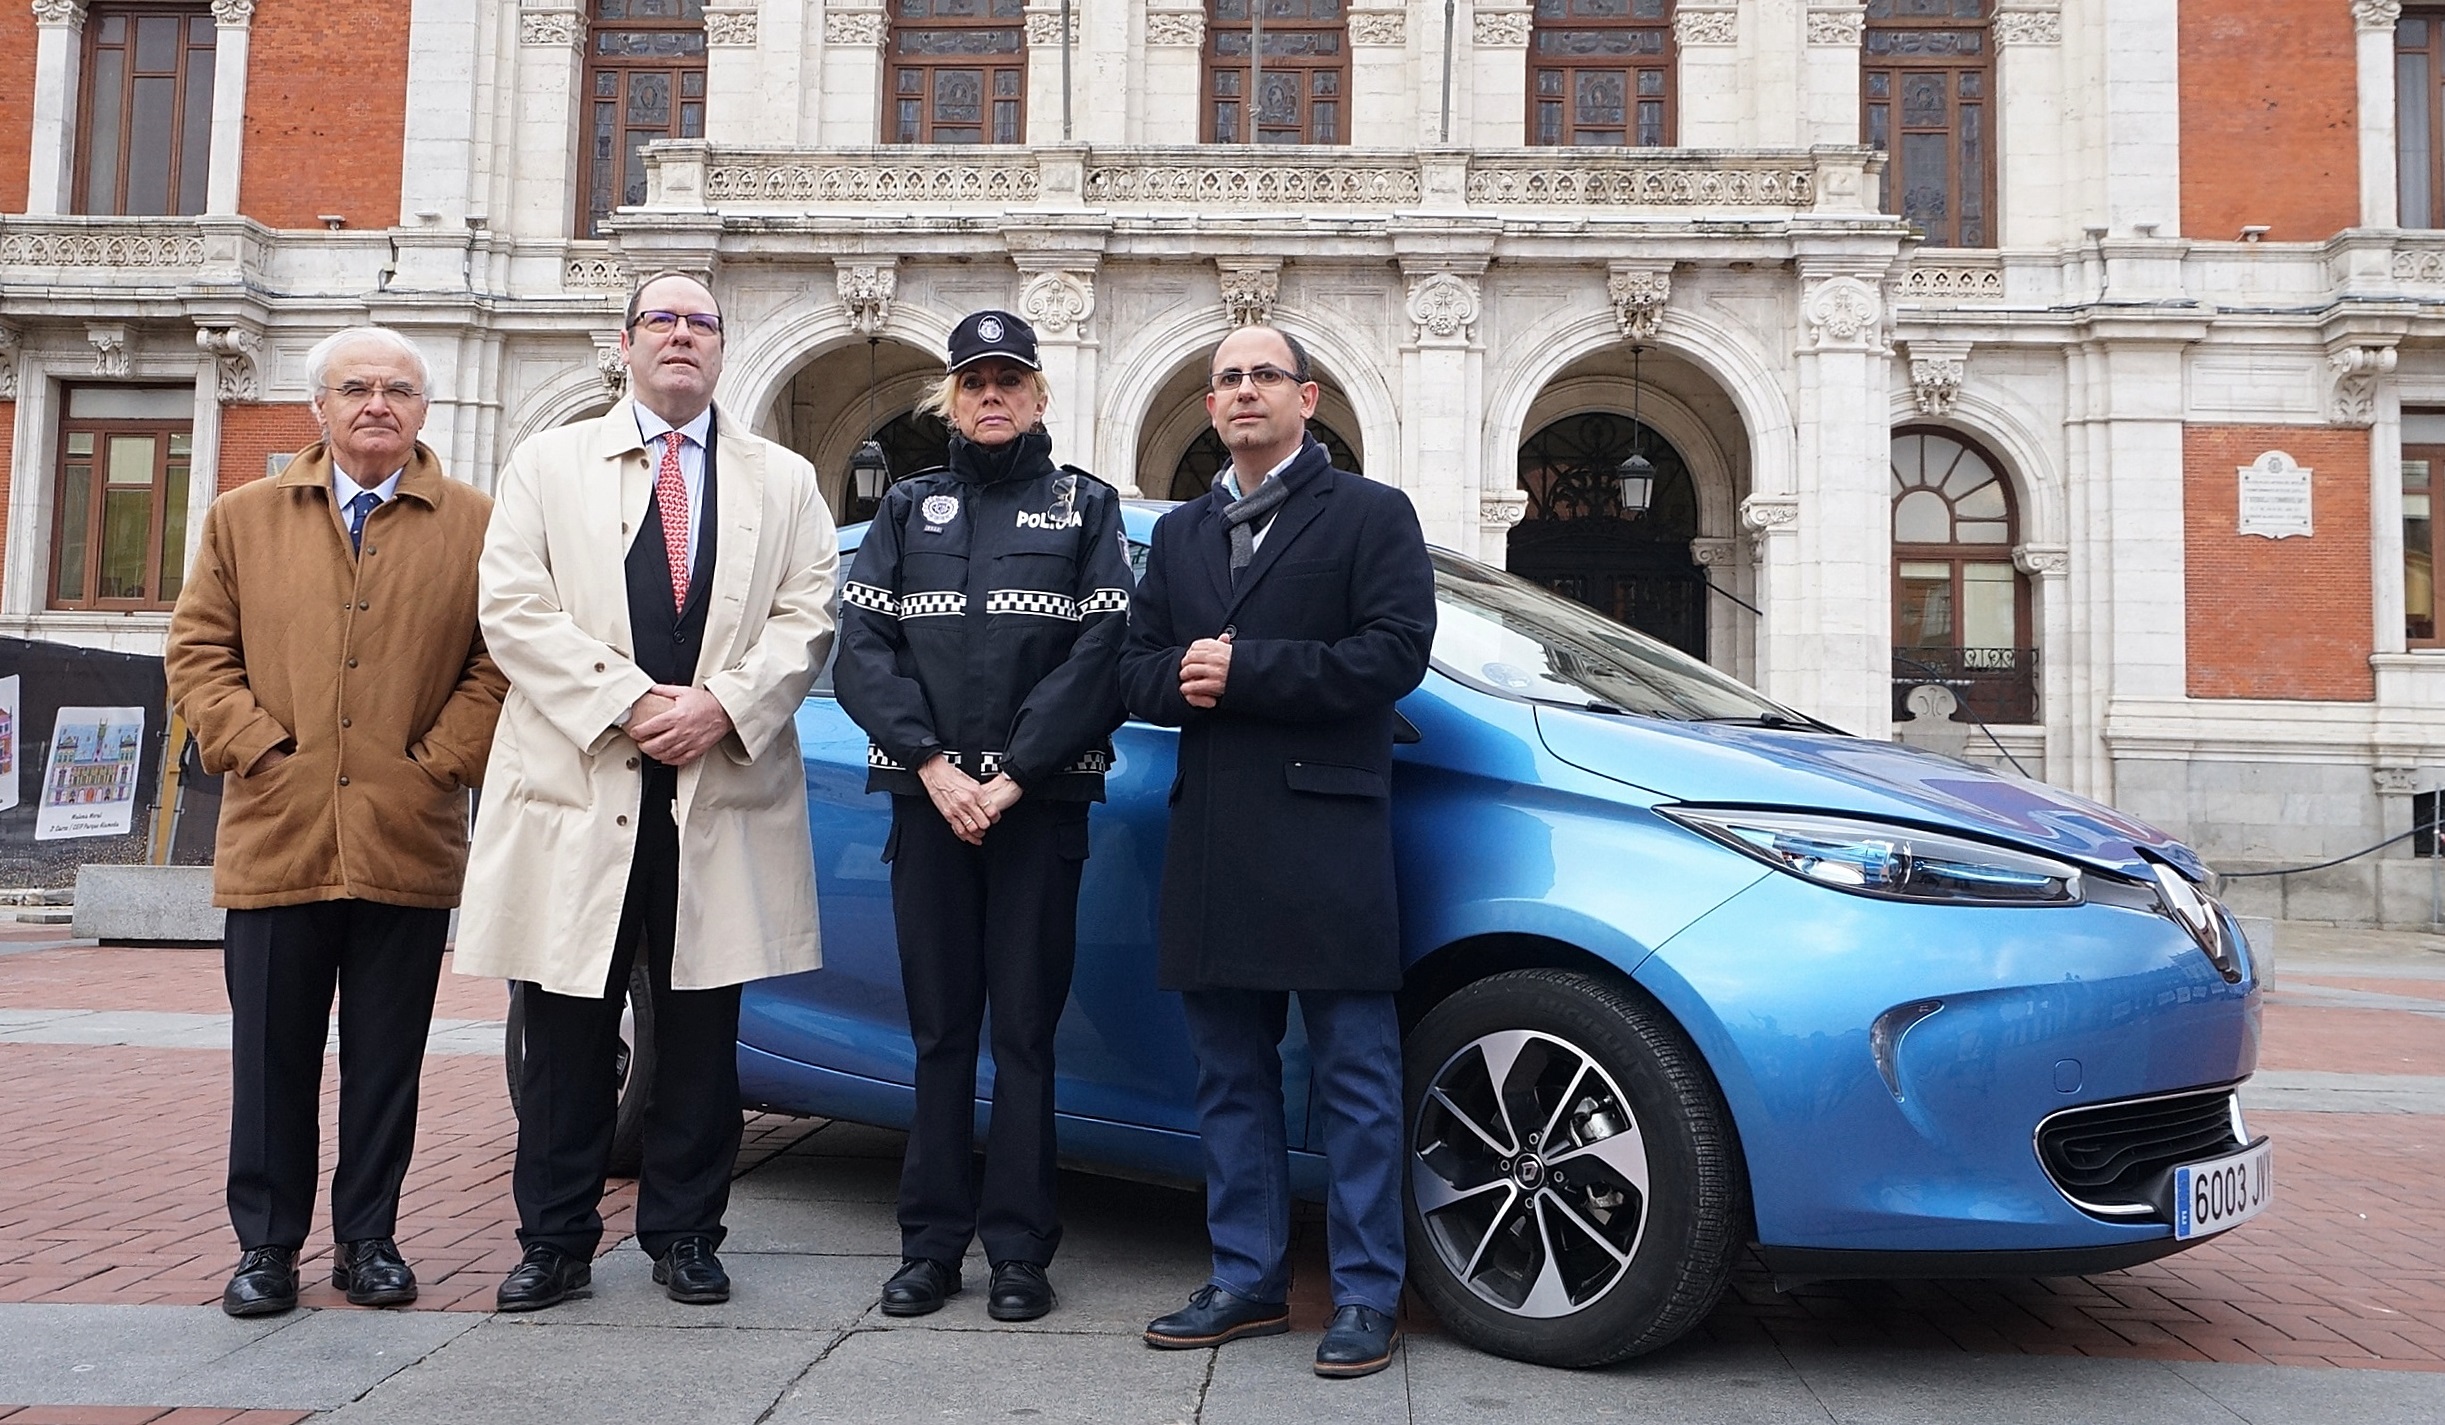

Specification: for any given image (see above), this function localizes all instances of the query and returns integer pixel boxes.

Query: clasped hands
[1180,631,1233,709]
[627,683,734,767]
[918,754,1023,846]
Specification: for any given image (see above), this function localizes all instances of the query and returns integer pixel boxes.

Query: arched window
[1891,429,2032,721]
[1863,0,1993,247]
[888,0,1027,143]
[1530,0,1674,147]
[580,0,706,238]
[1204,0,1348,143]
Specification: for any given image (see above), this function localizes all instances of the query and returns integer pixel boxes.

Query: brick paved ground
[0,921,2438,1400]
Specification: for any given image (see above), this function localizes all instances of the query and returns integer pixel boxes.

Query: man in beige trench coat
[455,270,838,1310]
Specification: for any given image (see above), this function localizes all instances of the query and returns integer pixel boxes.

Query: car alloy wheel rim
[1411,1028,1651,1319]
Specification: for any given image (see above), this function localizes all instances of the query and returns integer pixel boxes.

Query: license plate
[2173,1139,2273,1240]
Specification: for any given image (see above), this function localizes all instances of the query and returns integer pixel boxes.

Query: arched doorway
[1164,421,1360,501]
[1509,411,1703,657]
[766,336,943,521]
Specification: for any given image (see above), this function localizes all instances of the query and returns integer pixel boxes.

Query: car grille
[2034,1085,2244,1218]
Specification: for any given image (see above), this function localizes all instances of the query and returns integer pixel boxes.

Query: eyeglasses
[632,310,723,337]
[326,380,425,404]
[1210,364,1301,393]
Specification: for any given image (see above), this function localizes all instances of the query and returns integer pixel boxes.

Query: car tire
[1403,968,1745,1369]
[504,959,657,1180]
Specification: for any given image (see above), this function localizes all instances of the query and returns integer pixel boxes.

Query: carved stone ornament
[1145,9,1204,44]
[1992,7,2062,45]
[564,255,627,289]
[29,0,84,26]
[594,332,629,401]
[2355,0,2405,31]
[1689,536,1738,568]
[703,6,758,44]
[2373,765,2423,794]
[196,326,260,404]
[519,9,583,45]
[1347,7,1405,44]
[1217,261,1280,328]
[1019,270,1096,337]
[2012,544,2069,577]
[824,9,888,45]
[1803,275,1882,349]
[0,324,20,401]
[1739,493,1799,534]
[1024,10,1066,45]
[1672,7,1735,44]
[1406,272,1480,344]
[1909,356,1964,415]
[209,0,254,26]
[835,261,897,336]
[87,323,129,379]
[1473,7,1532,46]
[1607,267,1670,342]
[1804,5,1864,45]
[1480,489,1529,528]
[2329,344,2398,426]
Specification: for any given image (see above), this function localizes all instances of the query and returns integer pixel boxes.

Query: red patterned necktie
[656,430,690,610]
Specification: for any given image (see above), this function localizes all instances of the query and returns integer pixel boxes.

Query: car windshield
[1429,551,1797,723]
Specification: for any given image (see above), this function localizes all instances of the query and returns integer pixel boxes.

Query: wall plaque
[2237,451,2312,539]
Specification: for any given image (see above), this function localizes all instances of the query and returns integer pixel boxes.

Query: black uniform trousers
[888,794,1089,1268]
[223,899,449,1251]
[511,764,743,1259]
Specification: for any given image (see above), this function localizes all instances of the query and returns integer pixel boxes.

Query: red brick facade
[0,10,31,213]
[2184,425,2376,701]
[2179,0,2361,242]
[236,0,408,230]
[215,403,320,494]
[0,400,16,592]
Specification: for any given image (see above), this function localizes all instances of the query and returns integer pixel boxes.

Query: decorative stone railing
[1896,249,2005,301]
[0,216,211,269]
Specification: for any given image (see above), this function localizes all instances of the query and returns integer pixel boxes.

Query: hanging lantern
[1620,343,1655,516]
[850,440,891,502]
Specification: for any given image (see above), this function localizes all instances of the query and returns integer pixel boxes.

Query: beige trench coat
[454,400,838,996]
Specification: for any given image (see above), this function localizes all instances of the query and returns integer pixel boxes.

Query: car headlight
[1660,807,2085,906]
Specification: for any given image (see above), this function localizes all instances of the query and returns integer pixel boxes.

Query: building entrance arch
[1511,411,1705,658]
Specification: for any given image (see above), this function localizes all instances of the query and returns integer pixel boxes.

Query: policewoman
[834,309,1133,1323]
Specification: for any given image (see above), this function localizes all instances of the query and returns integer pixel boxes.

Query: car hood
[1532,705,2209,880]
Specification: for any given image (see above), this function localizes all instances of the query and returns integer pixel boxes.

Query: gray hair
[305,326,431,395]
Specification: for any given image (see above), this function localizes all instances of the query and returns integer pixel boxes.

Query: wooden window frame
[49,397,195,613]
[887,0,1028,145]
[74,6,215,217]
[1526,0,1677,148]
[1891,426,2034,721]
[1201,0,1350,144]
[2400,14,2445,230]
[577,0,707,239]
[2404,442,2443,647]
[1862,0,1995,249]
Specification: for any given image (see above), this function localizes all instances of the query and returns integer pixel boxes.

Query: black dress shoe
[222,1245,299,1318]
[653,1237,731,1305]
[1314,1304,1401,1378]
[987,1260,1055,1322]
[1143,1284,1289,1349]
[878,1257,961,1317]
[495,1243,592,1313]
[332,1237,418,1307]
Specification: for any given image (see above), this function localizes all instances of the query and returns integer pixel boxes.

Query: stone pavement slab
[519,1247,883,1334]
[0,1009,504,1055]
[316,1319,827,1425]
[764,1325,1211,1425]
[0,1305,476,1410]
[2244,1070,2445,1114]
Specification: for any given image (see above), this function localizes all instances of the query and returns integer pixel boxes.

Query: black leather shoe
[987,1260,1055,1322]
[1314,1304,1401,1378]
[221,1245,299,1318]
[495,1243,592,1313]
[332,1237,418,1307]
[878,1257,961,1317]
[652,1237,731,1305]
[1143,1284,1289,1349]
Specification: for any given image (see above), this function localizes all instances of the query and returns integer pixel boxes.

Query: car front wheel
[1404,968,1745,1368]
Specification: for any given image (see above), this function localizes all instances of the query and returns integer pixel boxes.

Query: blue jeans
[1179,988,1406,1314]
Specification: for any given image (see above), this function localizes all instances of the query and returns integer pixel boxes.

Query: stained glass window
[579,0,705,237]
[891,0,1025,142]
[1204,0,1348,143]
[1863,0,1991,247]
[1530,0,1671,146]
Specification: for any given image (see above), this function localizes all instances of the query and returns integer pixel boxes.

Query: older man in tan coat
[456,271,837,1310]
[167,325,505,1319]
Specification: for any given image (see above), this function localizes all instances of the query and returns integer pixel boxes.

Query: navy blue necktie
[347,491,381,553]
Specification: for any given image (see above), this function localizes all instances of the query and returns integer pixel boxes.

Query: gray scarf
[1215,466,1295,580]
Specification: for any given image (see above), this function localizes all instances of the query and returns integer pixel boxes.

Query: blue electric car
[522,503,2267,1368]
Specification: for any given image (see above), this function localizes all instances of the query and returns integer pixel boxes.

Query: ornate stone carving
[703,6,758,44]
[1145,9,1204,44]
[1473,7,1532,46]
[1689,536,1738,567]
[594,332,629,401]
[209,0,254,26]
[1992,8,2062,45]
[2012,544,2069,577]
[1909,356,1964,416]
[2394,247,2445,283]
[29,0,85,27]
[1466,159,1812,207]
[196,325,260,404]
[0,226,206,266]
[2354,0,2404,30]
[1803,275,1882,349]
[1740,494,1799,534]
[0,324,21,401]
[1347,7,1405,44]
[1480,490,1528,528]
[519,10,583,45]
[564,255,627,289]
[2329,344,2398,427]
[836,261,897,335]
[1405,272,1479,344]
[1899,261,2005,300]
[824,9,887,45]
[1024,10,1065,44]
[2373,765,2423,794]
[706,157,1040,202]
[1086,161,1419,204]
[87,323,129,379]
[1607,266,1670,342]
[1673,7,1735,44]
[1019,269,1096,337]
[1216,260,1280,328]
[1804,5,1864,45]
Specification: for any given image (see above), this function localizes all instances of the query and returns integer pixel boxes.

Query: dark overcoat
[1117,440,1436,992]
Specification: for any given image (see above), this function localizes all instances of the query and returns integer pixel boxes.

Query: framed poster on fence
[35,705,144,841]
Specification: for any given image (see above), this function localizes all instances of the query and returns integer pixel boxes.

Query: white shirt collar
[1223,445,1302,500]
[331,464,403,507]
[635,403,714,451]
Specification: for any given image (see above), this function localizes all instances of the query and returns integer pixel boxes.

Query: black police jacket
[835,430,1134,801]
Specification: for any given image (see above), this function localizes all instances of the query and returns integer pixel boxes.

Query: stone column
[1397,267,1483,549]
[1017,266,1104,488]
[2014,542,2068,771]
[2101,0,2179,233]
[1798,2,1862,149]
[203,0,253,215]
[703,3,764,144]
[2358,0,2403,227]
[398,0,485,226]
[25,0,87,215]
[1023,5,1069,143]
[1786,267,1894,737]
[511,0,587,240]
[821,6,889,143]
[1673,5,1740,146]
[1995,1,2064,245]
[1346,2,1410,146]
[1469,6,1529,148]
[1139,5,1203,144]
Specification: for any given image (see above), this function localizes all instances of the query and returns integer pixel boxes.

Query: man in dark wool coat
[1120,324,1436,1380]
